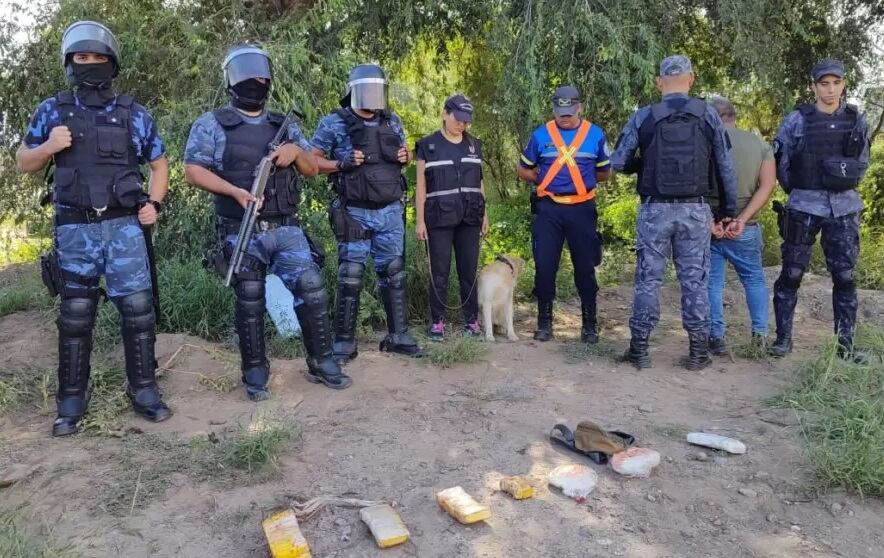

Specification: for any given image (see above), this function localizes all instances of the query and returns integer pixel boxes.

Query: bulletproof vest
[52,91,143,210]
[420,131,485,228]
[788,104,867,192]
[637,97,713,198]
[213,107,299,220]
[334,108,404,204]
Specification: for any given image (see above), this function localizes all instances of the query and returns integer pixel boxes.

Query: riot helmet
[343,64,388,111]
[60,21,121,88]
[223,44,273,111]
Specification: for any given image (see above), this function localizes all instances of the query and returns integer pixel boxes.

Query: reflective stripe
[536,120,594,205]
[426,188,461,198]
[520,154,535,166]
[574,151,598,159]
[460,187,483,193]
[596,159,610,167]
[461,157,482,164]
[425,160,455,168]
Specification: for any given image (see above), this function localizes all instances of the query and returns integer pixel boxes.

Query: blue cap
[812,59,845,81]
[659,55,692,76]
[552,85,581,116]
[444,94,474,122]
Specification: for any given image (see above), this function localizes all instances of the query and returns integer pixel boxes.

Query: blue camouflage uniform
[771,104,871,345]
[310,110,408,274]
[612,92,738,341]
[184,107,317,306]
[25,93,164,299]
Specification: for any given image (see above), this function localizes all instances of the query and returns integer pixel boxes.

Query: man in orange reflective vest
[517,85,611,343]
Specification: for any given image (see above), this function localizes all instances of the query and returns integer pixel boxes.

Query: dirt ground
[1,271,883,558]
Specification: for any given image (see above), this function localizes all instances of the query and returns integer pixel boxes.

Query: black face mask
[229,79,270,111]
[68,61,116,106]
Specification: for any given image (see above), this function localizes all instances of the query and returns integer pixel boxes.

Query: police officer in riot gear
[769,59,872,360]
[184,44,351,396]
[612,55,739,371]
[16,21,171,436]
[311,64,424,363]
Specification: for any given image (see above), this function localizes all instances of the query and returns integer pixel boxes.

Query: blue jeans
[708,224,769,339]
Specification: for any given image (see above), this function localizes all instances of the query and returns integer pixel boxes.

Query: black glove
[336,155,359,172]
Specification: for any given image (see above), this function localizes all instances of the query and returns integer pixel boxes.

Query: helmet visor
[225,51,272,86]
[61,22,120,63]
[349,78,388,111]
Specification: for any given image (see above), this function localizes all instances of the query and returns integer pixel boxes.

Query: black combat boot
[708,336,728,357]
[333,262,364,364]
[580,301,598,344]
[533,300,553,342]
[378,258,424,357]
[684,333,712,371]
[768,336,793,358]
[623,336,651,369]
[235,278,271,401]
[53,296,98,437]
[294,271,352,389]
[117,291,172,422]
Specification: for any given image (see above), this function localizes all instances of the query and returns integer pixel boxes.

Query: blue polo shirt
[520,120,610,195]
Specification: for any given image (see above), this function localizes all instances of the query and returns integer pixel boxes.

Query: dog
[478,254,525,342]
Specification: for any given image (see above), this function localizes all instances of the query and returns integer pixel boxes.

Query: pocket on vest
[820,158,867,191]
[113,170,143,208]
[96,126,129,161]
[53,167,89,207]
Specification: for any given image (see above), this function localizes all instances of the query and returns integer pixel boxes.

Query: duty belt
[216,215,300,237]
[345,199,395,210]
[640,196,705,204]
[55,206,138,226]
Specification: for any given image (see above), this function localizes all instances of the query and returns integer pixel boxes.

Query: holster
[328,204,374,243]
[305,233,326,268]
[40,250,63,298]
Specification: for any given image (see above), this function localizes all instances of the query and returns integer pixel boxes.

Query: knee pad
[338,261,365,293]
[235,279,265,315]
[832,269,856,293]
[777,266,805,291]
[380,256,406,288]
[116,290,155,334]
[57,297,98,337]
[295,269,329,308]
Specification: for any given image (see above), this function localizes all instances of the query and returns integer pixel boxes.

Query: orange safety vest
[536,119,595,204]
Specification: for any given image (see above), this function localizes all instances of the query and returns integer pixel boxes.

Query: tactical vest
[787,104,867,192]
[334,108,404,205]
[52,91,143,211]
[637,97,713,198]
[420,131,484,228]
[212,107,300,220]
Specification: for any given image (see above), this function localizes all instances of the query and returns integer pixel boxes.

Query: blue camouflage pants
[629,202,712,339]
[336,200,405,284]
[56,215,151,298]
[224,225,317,306]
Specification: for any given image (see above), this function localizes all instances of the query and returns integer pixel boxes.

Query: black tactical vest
[637,97,713,198]
[334,108,404,205]
[418,131,485,228]
[212,107,300,220]
[52,91,143,210]
[787,104,867,192]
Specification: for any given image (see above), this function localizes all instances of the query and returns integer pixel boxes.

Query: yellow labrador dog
[478,255,525,342]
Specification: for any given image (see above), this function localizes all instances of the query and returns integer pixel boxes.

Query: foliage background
[1,0,883,331]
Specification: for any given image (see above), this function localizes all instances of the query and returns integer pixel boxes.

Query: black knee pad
[832,269,856,293]
[380,256,406,289]
[116,291,156,334]
[339,261,365,287]
[57,297,98,337]
[777,266,804,291]
[235,279,266,315]
[295,269,329,308]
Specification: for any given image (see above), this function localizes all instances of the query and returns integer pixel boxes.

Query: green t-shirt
[710,127,774,221]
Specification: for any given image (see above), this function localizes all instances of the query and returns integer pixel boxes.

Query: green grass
[0,365,53,414]
[731,334,770,361]
[424,334,488,368]
[562,339,623,363]
[0,511,78,558]
[102,414,299,515]
[0,269,54,318]
[774,324,884,496]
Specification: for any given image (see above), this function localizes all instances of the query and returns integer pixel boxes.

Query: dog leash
[419,233,491,312]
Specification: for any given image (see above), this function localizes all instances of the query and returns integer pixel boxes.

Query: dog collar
[496,255,515,275]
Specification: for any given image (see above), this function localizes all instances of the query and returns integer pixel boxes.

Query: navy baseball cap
[444,94,474,122]
[659,55,693,76]
[552,85,580,116]
[812,59,845,81]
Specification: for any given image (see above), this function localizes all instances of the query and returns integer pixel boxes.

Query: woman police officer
[415,95,489,341]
